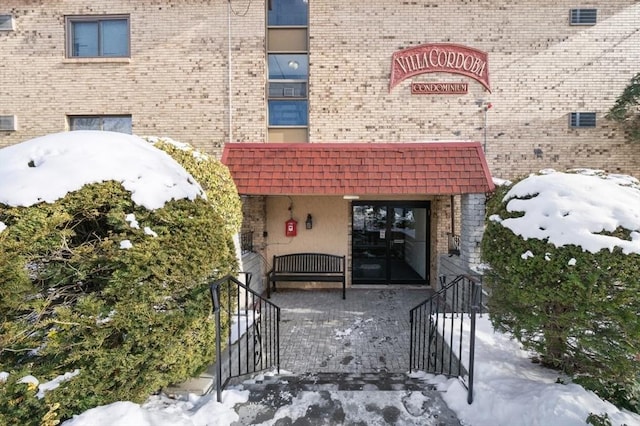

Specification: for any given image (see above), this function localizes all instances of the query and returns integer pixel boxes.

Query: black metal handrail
[210,273,280,402]
[447,232,461,255]
[240,231,254,254]
[409,274,482,404]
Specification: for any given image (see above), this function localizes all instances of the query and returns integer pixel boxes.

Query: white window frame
[0,115,17,131]
[0,14,15,31]
[65,15,130,58]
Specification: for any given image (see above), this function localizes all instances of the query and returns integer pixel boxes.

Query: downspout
[227,0,233,143]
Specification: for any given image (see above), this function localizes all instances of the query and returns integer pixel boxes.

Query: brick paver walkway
[268,288,433,374]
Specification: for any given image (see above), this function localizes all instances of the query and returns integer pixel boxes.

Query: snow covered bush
[0,132,241,423]
[144,136,242,238]
[482,169,640,413]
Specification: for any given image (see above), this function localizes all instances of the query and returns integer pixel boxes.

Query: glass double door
[352,201,430,285]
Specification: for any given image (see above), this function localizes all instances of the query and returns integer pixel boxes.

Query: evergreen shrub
[0,139,242,424]
[482,174,640,413]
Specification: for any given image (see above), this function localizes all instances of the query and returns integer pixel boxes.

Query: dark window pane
[268,100,308,126]
[70,18,129,57]
[73,22,98,57]
[268,54,308,80]
[268,0,308,26]
[69,116,132,134]
[103,116,132,133]
[101,19,129,56]
[70,117,101,130]
[0,15,13,30]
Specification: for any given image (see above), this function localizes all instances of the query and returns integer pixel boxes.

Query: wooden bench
[267,253,346,299]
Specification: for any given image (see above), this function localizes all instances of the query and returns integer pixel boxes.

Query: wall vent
[570,112,596,128]
[0,115,18,131]
[570,9,597,25]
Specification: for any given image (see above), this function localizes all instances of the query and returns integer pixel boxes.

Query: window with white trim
[570,9,597,25]
[0,14,14,31]
[0,115,17,131]
[69,115,132,133]
[66,15,130,58]
[570,112,596,128]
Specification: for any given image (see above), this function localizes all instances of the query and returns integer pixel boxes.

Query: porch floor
[268,287,434,374]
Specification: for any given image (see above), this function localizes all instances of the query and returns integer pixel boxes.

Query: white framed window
[570,112,596,128]
[0,115,17,131]
[69,115,132,133]
[0,14,14,31]
[570,9,597,25]
[66,15,130,58]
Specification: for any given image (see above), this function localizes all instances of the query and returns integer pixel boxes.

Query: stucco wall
[265,195,349,257]
[265,195,349,290]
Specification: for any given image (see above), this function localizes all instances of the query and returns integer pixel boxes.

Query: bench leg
[342,279,346,300]
[267,280,276,299]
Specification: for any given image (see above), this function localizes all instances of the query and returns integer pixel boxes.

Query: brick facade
[0,0,265,153]
[1,1,638,179]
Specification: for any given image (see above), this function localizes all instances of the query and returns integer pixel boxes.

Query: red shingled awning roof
[221,142,494,196]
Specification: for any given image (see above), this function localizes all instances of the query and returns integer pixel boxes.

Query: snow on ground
[61,390,249,426]
[56,316,640,426]
[229,311,260,344]
[427,316,640,426]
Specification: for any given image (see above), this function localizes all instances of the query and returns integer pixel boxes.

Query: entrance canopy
[221,142,494,195]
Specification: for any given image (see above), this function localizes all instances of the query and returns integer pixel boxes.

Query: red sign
[390,43,490,92]
[411,82,468,94]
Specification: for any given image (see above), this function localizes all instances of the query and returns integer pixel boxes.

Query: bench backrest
[272,253,345,273]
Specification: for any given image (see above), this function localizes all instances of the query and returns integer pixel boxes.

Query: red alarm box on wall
[285,218,297,237]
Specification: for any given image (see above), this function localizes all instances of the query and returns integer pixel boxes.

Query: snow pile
[0,131,204,210]
[62,390,249,426]
[493,169,640,254]
[420,316,640,426]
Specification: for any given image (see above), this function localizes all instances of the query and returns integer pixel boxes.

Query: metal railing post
[467,280,481,404]
[410,274,482,404]
[209,274,281,398]
[210,284,222,403]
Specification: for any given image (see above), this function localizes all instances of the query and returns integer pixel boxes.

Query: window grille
[240,231,254,254]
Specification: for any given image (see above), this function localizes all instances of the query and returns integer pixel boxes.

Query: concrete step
[230,372,462,425]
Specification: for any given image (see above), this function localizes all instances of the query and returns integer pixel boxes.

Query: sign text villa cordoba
[390,43,491,92]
